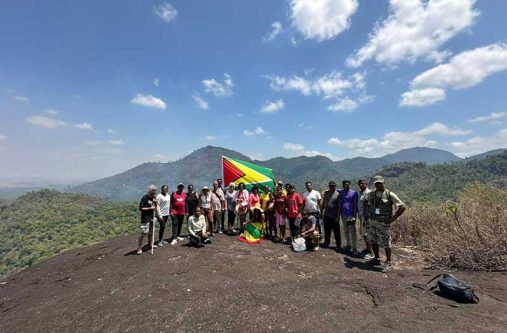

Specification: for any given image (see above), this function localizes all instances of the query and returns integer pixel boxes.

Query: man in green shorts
[364,176,406,272]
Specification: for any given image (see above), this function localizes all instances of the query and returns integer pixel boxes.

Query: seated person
[188,207,211,247]
[299,212,320,251]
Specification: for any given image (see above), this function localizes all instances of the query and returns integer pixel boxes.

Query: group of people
[136,176,406,272]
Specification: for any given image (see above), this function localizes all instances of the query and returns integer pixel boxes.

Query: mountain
[72,145,465,201]
[463,148,507,161]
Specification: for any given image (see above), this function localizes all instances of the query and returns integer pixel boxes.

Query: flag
[222,156,274,192]
[239,222,264,244]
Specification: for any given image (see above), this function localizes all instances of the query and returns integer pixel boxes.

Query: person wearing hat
[364,175,406,272]
[225,182,238,234]
[169,183,187,245]
[357,178,373,259]
[155,184,171,247]
[198,185,216,236]
[278,181,287,196]
[320,181,341,251]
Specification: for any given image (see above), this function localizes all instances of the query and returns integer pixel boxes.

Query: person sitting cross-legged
[188,207,212,248]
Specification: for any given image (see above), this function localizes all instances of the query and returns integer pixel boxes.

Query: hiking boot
[382,261,393,272]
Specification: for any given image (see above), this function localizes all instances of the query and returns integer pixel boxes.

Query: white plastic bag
[292,237,306,252]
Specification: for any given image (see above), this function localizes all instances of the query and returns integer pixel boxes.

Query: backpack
[425,273,480,303]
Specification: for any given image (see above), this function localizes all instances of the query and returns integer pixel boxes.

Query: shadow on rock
[344,257,380,272]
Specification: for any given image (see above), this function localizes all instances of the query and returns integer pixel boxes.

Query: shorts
[275,212,285,226]
[140,221,152,235]
[367,219,391,248]
[359,215,369,237]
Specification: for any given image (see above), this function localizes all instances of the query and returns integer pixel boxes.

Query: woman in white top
[156,185,171,247]
[198,186,216,236]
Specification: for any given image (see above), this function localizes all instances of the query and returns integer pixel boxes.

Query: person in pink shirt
[248,186,262,222]
[169,183,187,245]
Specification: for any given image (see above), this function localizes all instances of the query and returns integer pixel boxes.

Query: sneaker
[313,246,320,252]
[170,239,178,245]
[150,244,158,248]
[177,237,184,241]
[362,253,374,260]
[382,261,393,272]
[136,248,142,255]
[157,241,164,247]
[162,240,169,245]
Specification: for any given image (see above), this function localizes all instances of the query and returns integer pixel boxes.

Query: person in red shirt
[273,186,286,242]
[169,183,187,245]
[285,185,303,243]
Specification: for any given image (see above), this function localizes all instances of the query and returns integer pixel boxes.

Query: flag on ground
[222,156,274,192]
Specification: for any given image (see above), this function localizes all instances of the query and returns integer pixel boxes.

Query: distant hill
[71,145,492,201]
[0,189,137,278]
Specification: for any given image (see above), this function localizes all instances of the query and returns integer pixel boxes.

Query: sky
[1,0,506,182]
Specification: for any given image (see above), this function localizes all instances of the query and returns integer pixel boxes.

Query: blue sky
[1,0,506,182]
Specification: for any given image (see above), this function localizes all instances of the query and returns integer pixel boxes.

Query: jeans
[171,214,184,240]
[227,209,236,228]
[323,215,341,247]
[341,214,357,250]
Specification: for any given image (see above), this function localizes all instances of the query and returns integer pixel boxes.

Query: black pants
[323,215,341,247]
[159,215,168,241]
[288,217,299,238]
[171,215,184,240]
[227,209,236,228]
[189,233,210,247]
[221,208,226,230]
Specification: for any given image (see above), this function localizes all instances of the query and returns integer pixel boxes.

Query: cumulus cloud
[107,140,124,145]
[264,71,371,112]
[202,73,234,97]
[260,99,284,114]
[468,112,506,124]
[243,127,266,136]
[347,0,479,67]
[74,123,93,130]
[327,137,342,145]
[14,95,30,103]
[284,142,336,160]
[263,21,283,42]
[25,116,67,129]
[131,93,167,109]
[290,0,359,41]
[414,122,471,136]
[401,43,507,107]
[193,93,209,110]
[448,128,507,157]
[154,2,178,23]
[283,142,304,151]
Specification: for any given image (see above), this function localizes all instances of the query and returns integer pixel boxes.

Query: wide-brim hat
[202,186,210,190]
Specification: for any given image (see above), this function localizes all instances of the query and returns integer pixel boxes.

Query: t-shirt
[249,193,261,210]
[188,214,207,237]
[226,190,237,211]
[139,194,155,224]
[302,190,321,213]
[274,195,286,214]
[339,189,358,217]
[285,193,303,219]
[211,192,222,211]
[260,192,272,211]
[186,192,198,212]
[322,189,339,218]
[156,193,171,217]
[302,214,318,232]
[214,188,225,202]
[170,191,187,215]
[357,188,371,217]
[199,193,212,209]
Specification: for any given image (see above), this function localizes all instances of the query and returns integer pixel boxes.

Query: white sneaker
[170,239,178,245]
[177,237,184,241]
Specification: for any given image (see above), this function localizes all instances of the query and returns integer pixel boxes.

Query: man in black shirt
[137,185,158,255]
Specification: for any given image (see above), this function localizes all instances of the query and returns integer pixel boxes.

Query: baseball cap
[372,175,385,184]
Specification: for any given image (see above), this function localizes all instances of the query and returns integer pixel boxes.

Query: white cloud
[401,43,507,107]
[290,0,359,41]
[303,150,337,160]
[107,140,124,145]
[26,116,67,129]
[263,21,283,42]
[283,142,304,151]
[154,78,160,87]
[193,93,209,110]
[243,127,266,136]
[327,137,342,145]
[448,128,507,157]
[0,135,6,141]
[400,88,446,107]
[154,2,178,23]
[205,135,216,141]
[46,109,59,115]
[264,71,371,112]
[468,112,506,124]
[131,93,167,109]
[74,123,93,130]
[260,99,284,114]
[414,122,471,136]
[14,95,30,103]
[202,73,234,97]
[347,0,479,68]
[107,128,116,134]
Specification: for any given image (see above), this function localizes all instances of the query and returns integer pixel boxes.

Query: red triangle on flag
[223,157,246,185]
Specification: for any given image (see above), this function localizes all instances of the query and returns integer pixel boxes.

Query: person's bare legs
[385,247,392,262]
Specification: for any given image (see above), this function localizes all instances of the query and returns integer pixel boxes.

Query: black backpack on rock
[426,273,480,304]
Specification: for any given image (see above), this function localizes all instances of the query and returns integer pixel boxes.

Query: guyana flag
[239,222,264,244]
[222,156,274,193]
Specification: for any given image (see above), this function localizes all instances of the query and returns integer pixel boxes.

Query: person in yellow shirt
[261,185,275,239]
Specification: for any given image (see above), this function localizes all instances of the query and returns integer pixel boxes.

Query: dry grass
[391,183,507,271]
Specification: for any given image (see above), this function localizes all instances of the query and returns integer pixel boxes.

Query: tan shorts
[367,219,391,248]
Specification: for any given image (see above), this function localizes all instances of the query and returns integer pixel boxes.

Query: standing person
[277,181,287,196]
[235,183,249,233]
[302,181,322,237]
[137,185,158,255]
[169,183,187,245]
[185,184,199,220]
[285,185,303,244]
[188,207,211,247]
[357,178,373,259]
[217,178,226,233]
[365,176,406,272]
[211,182,222,234]
[155,185,171,247]
[261,185,275,239]
[320,181,341,251]
[198,186,215,236]
[212,181,226,234]
[273,186,287,242]
[225,182,238,234]
[339,180,359,256]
